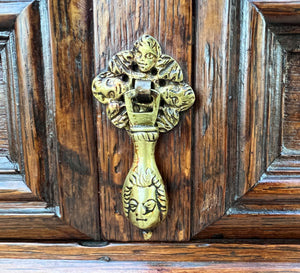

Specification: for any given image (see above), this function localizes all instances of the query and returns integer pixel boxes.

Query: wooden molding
[0,261,299,273]
[0,242,298,263]
[250,1,300,24]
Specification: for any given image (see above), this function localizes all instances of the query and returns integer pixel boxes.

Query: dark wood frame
[193,0,300,239]
[0,3,300,272]
[0,0,99,240]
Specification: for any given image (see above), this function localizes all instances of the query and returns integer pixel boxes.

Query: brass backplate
[92,34,195,239]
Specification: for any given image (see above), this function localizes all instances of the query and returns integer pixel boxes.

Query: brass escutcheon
[92,35,195,240]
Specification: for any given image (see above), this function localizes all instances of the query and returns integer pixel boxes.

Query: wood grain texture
[195,211,300,239]
[0,1,33,30]
[0,202,89,240]
[0,242,300,263]
[251,1,300,24]
[236,2,271,195]
[48,0,100,239]
[191,0,231,235]
[0,174,36,201]
[0,55,9,154]
[226,0,283,200]
[0,260,299,273]
[193,1,294,240]
[241,175,300,202]
[94,0,192,241]
[267,157,300,173]
[1,33,23,167]
[283,52,300,152]
[15,2,48,198]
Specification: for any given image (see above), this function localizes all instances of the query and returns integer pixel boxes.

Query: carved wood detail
[0,0,99,240]
[193,0,300,239]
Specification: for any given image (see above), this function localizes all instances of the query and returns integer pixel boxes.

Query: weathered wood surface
[192,0,282,237]
[0,0,300,247]
[235,1,282,197]
[0,0,102,240]
[0,242,300,263]
[283,52,300,152]
[0,202,89,240]
[94,0,192,241]
[15,1,49,199]
[195,212,300,239]
[191,0,234,236]
[192,0,299,240]
[250,1,300,24]
[0,260,300,273]
[1,33,23,166]
[48,0,100,239]
[0,56,8,154]
[0,1,32,30]
[0,174,36,200]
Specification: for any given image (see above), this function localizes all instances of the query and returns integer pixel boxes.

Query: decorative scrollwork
[92,35,195,239]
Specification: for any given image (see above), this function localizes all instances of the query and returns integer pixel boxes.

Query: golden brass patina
[92,35,195,239]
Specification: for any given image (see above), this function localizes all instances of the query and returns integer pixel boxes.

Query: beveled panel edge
[250,1,300,24]
[0,1,33,30]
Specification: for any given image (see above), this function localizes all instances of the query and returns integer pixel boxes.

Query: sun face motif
[128,185,161,230]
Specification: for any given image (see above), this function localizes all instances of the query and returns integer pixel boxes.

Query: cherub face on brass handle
[92,35,195,240]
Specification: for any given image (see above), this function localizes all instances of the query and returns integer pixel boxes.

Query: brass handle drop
[92,35,195,240]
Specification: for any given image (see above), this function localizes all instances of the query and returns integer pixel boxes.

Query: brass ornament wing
[92,34,195,240]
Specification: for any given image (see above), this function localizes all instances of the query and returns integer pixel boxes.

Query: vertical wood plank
[191,0,230,235]
[94,0,192,241]
[48,0,100,239]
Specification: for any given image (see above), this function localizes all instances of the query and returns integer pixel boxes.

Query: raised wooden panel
[94,0,192,241]
[193,0,300,239]
[48,0,100,239]
[0,0,100,240]
[191,0,230,236]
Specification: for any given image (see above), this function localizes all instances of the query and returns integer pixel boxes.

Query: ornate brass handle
[92,35,195,239]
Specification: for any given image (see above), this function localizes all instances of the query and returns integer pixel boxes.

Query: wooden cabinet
[0,0,300,271]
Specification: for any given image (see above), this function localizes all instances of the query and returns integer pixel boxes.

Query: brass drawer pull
[92,35,195,239]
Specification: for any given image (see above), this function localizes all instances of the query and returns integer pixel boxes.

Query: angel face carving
[159,83,195,111]
[133,34,161,72]
[92,72,129,104]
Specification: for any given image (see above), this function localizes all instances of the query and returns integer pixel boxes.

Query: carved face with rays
[123,168,167,230]
[128,185,160,230]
